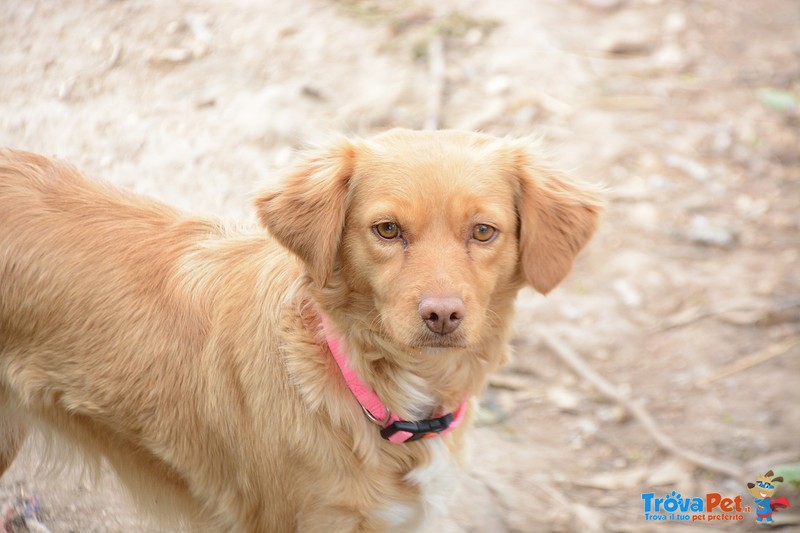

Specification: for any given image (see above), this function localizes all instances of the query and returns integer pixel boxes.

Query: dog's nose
[419,297,465,335]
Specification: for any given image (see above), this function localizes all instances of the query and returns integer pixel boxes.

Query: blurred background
[1,0,798,531]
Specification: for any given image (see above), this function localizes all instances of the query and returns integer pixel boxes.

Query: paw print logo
[662,491,684,513]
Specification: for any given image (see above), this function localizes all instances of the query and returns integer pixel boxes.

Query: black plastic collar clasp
[379,412,455,443]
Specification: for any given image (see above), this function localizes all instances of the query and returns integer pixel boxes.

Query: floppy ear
[513,147,603,294]
[254,139,356,287]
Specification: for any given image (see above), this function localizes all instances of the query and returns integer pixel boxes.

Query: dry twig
[651,297,800,333]
[424,34,445,130]
[534,327,745,480]
[698,336,798,385]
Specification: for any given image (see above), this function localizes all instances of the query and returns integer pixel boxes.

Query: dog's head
[747,470,784,499]
[256,129,601,353]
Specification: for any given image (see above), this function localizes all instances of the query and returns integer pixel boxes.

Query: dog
[0,129,601,531]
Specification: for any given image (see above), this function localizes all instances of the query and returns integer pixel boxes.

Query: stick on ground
[698,336,798,386]
[424,35,445,130]
[534,327,745,480]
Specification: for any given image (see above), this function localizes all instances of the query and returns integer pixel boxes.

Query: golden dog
[0,129,601,531]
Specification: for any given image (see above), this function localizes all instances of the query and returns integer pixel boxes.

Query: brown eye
[472,224,496,242]
[375,222,400,240]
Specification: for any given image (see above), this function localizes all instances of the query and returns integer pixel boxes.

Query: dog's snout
[418,297,465,335]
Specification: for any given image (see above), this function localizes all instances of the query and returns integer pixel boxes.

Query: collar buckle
[379,412,455,443]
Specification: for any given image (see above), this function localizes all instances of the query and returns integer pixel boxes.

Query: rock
[664,154,711,181]
[476,388,516,425]
[484,74,511,96]
[612,279,643,307]
[546,385,583,411]
[628,202,659,229]
[578,0,625,11]
[185,13,213,45]
[597,405,628,423]
[512,104,538,126]
[148,47,193,64]
[576,417,599,437]
[599,31,656,55]
[464,27,484,46]
[652,44,687,70]
[686,215,736,247]
[663,11,687,34]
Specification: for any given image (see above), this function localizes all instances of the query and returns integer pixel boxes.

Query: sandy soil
[1,0,799,531]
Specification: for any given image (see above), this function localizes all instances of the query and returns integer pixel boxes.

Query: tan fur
[0,129,602,531]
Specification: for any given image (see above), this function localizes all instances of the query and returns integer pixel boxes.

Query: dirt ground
[1,0,799,531]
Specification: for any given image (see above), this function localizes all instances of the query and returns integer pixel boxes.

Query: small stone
[734,194,769,217]
[628,202,659,228]
[597,405,628,423]
[578,0,625,10]
[664,154,711,181]
[652,44,686,70]
[148,47,193,64]
[512,105,538,126]
[599,31,656,55]
[546,385,583,411]
[663,11,687,34]
[612,279,643,307]
[687,215,736,247]
[464,27,483,45]
[186,13,213,45]
[484,74,511,96]
[576,418,599,436]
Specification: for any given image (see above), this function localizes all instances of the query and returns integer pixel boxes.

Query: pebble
[663,11,687,34]
[664,154,711,181]
[652,44,686,70]
[546,385,583,411]
[148,47,193,64]
[628,202,659,229]
[687,215,736,247]
[484,74,512,96]
[578,0,625,11]
[599,31,656,55]
[612,279,643,307]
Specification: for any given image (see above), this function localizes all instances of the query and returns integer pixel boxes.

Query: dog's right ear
[508,144,603,295]
[255,139,356,287]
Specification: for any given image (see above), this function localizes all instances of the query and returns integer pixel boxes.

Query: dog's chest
[373,439,458,531]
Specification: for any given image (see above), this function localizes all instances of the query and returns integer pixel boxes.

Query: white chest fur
[372,439,459,531]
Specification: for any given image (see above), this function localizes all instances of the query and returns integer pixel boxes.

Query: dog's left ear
[254,139,356,287]
[510,145,603,294]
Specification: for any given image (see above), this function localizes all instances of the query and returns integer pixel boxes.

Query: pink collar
[322,317,467,444]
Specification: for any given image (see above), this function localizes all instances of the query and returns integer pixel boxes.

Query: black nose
[418,297,465,335]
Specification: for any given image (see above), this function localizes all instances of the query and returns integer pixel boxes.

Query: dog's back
[0,150,302,529]
[0,150,217,414]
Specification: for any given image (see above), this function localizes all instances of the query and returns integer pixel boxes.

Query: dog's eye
[472,224,496,242]
[374,222,400,240]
